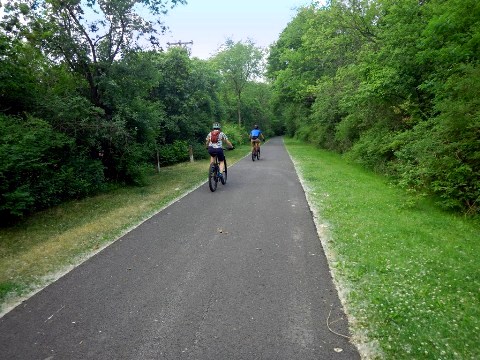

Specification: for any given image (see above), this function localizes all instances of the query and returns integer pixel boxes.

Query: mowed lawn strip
[285,138,479,360]
[0,146,249,315]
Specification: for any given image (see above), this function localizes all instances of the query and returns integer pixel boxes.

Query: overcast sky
[159,0,315,59]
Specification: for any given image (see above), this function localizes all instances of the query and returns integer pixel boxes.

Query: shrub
[0,115,105,223]
[190,142,210,161]
[221,123,248,146]
[157,140,190,166]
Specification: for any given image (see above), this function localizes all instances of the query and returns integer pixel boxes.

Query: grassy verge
[285,138,479,359]
[0,146,250,315]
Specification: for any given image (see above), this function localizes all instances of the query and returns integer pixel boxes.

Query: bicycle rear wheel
[208,164,218,192]
[221,159,227,185]
[256,147,260,160]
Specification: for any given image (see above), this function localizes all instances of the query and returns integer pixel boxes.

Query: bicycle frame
[208,151,227,192]
[251,140,261,161]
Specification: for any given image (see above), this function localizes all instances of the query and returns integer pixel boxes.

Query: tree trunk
[237,92,242,126]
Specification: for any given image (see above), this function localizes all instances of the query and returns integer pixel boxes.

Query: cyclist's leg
[209,153,216,167]
[207,147,217,168]
[217,149,226,172]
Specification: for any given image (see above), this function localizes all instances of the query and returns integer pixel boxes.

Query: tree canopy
[213,39,264,126]
[268,0,480,214]
[0,3,274,222]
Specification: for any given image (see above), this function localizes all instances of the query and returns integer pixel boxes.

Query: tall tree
[213,39,264,126]
[1,0,186,110]
[267,0,480,214]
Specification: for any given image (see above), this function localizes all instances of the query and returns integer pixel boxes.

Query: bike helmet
[212,122,221,129]
[254,124,259,129]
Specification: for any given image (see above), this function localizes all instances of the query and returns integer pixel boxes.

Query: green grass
[0,146,250,315]
[285,138,479,360]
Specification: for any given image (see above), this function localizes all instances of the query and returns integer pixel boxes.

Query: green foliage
[221,123,248,146]
[391,64,480,213]
[157,140,190,166]
[268,0,480,214]
[151,48,223,143]
[190,142,210,161]
[235,82,275,136]
[0,35,44,115]
[2,0,186,107]
[0,0,272,221]
[0,115,104,222]
[213,39,265,126]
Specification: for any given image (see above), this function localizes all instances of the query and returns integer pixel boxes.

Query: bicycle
[208,150,228,192]
[251,141,261,161]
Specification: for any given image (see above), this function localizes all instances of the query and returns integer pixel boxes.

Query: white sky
[160,0,314,59]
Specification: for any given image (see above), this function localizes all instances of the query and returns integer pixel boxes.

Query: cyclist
[249,124,265,154]
[205,123,234,178]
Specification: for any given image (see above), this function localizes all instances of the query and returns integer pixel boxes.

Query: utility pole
[166,40,193,55]
[166,40,193,48]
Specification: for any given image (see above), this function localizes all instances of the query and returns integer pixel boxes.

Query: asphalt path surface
[0,137,360,359]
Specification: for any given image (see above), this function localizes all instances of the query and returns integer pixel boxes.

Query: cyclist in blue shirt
[249,124,265,154]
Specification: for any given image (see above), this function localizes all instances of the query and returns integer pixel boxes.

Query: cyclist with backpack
[205,123,234,178]
[249,124,265,154]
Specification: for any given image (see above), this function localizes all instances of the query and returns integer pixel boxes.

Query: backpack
[210,130,220,143]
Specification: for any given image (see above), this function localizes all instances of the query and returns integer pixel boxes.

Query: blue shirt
[250,129,262,137]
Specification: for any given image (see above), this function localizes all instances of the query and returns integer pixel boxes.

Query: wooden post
[189,145,194,163]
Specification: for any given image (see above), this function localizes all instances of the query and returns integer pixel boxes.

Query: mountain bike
[251,142,260,161]
[208,151,228,192]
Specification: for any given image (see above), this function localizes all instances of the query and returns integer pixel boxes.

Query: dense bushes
[0,115,105,222]
[389,63,480,213]
[157,140,191,166]
[267,0,480,215]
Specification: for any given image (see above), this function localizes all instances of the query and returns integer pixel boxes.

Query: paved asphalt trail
[0,137,360,359]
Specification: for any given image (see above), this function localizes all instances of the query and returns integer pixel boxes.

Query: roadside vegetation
[1,0,478,356]
[0,0,276,224]
[2,0,478,222]
[0,145,250,316]
[268,0,479,216]
[285,138,479,360]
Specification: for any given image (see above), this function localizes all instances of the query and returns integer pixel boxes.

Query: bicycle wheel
[221,158,227,185]
[256,147,260,160]
[208,164,218,192]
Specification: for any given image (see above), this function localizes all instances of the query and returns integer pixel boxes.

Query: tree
[150,47,223,142]
[1,0,186,110]
[267,0,480,214]
[213,39,264,126]
[266,5,321,136]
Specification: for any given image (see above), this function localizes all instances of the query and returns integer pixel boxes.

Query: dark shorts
[208,146,225,161]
